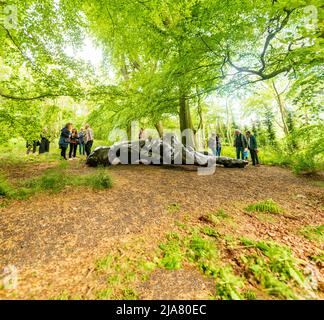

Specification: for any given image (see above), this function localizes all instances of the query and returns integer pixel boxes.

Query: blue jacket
[59,128,71,148]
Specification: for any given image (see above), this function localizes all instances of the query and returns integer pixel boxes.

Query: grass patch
[187,235,218,265]
[214,266,245,300]
[25,169,68,193]
[245,199,283,214]
[95,246,156,300]
[201,226,220,238]
[309,254,324,263]
[158,233,184,270]
[81,171,113,190]
[122,288,139,300]
[0,175,11,197]
[0,167,113,204]
[214,208,230,219]
[166,203,181,214]
[299,225,324,243]
[243,289,257,300]
[200,209,230,225]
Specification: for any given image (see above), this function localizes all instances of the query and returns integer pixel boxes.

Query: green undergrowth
[201,209,231,225]
[0,166,113,204]
[95,250,157,300]
[299,225,324,243]
[240,238,310,299]
[156,222,316,300]
[245,199,283,214]
[166,203,181,214]
[74,208,318,300]
[51,291,81,300]
[157,228,246,300]
[309,254,324,263]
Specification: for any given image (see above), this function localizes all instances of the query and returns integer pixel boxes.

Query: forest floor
[0,159,323,300]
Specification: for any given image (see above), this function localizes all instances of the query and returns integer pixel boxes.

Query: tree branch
[1,25,49,78]
[0,88,124,101]
[226,9,295,80]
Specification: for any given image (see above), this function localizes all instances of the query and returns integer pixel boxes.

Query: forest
[0,0,323,301]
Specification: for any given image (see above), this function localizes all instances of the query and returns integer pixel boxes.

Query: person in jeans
[234,129,248,160]
[216,134,222,157]
[246,131,260,166]
[84,124,94,157]
[69,128,79,159]
[78,128,85,155]
[208,133,217,156]
[59,123,72,160]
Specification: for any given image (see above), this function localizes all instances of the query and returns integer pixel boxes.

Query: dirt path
[0,163,323,299]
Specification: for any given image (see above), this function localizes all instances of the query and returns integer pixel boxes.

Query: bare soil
[0,161,323,299]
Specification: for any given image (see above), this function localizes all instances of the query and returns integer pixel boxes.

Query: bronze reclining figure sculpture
[86,138,249,168]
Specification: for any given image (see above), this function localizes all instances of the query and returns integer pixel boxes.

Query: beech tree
[0,0,322,148]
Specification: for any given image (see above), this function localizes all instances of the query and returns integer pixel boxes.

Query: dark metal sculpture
[86,138,249,168]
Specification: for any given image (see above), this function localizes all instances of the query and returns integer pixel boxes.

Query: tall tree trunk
[121,58,133,141]
[126,123,132,141]
[196,85,206,149]
[154,121,164,139]
[226,99,233,145]
[272,81,289,136]
[179,94,195,149]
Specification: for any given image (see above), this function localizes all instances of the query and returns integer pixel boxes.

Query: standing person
[39,128,50,154]
[246,131,260,166]
[216,134,222,157]
[59,123,72,160]
[84,124,94,157]
[234,129,248,160]
[78,128,85,155]
[69,128,79,159]
[139,128,146,140]
[26,140,38,155]
[208,133,217,156]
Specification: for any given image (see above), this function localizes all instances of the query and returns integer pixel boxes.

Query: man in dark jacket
[59,123,72,160]
[234,129,248,160]
[246,131,260,166]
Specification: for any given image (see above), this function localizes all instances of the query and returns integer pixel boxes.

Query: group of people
[29,124,259,166]
[233,129,260,166]
[26,128,51,155]
[208,129,260,166]
[59,123,94,160]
